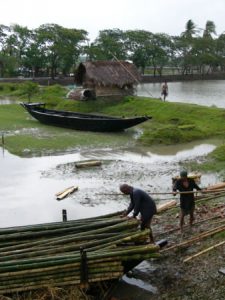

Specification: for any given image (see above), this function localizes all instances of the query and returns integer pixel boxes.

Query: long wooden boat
[20,102,151,132]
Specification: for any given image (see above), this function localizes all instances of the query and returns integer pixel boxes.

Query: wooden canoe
[20,102,151,132]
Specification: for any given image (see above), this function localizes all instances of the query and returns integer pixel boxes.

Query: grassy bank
[0,83,224,159]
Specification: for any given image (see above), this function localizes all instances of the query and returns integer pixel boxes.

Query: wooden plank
[56,186,78,200]
[75,160,102,168]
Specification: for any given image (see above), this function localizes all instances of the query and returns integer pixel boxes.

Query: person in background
[161,81,168,101]
[120,184,157,243]
[173,170,202,233]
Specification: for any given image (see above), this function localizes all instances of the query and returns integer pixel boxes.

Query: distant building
[68,60,141,100]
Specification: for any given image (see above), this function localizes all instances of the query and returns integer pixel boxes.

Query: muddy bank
[109,194,225,300]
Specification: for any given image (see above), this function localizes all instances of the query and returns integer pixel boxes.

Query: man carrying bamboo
[173,170,202,233]
[120,184,157,243]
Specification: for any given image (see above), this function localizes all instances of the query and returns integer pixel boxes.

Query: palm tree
[181,20,198,39]
[203,21,216,38]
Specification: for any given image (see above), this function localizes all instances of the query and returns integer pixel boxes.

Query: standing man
[173,170,202,233]
[161,81,168,101]
[120,184,157,243]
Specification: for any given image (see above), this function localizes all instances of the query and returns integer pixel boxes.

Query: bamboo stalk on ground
[162,224,225,252]
[156,214,222,237]
[183,240,225,263]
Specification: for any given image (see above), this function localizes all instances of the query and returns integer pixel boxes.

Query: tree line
[0,20,224,79]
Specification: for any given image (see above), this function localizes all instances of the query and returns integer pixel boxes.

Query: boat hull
[21,103,151,132]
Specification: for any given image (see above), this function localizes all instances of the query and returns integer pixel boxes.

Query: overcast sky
[1,0,224,41]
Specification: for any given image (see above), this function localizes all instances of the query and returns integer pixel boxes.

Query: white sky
[1,0,224,41]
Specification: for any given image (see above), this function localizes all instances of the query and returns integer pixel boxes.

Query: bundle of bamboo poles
[0,212,161,295]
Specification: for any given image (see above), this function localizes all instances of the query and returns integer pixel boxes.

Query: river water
[137,80,225,108]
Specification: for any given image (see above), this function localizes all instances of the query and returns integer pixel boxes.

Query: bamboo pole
[0,219,139,245]
[162,224,225,253]
[0,230,146,261]
[183,240,225,263]
[157,214,221,237]
[97,190,225,196]
[0,212,125,235]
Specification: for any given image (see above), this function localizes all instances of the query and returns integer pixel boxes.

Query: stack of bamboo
[0,212,160,295]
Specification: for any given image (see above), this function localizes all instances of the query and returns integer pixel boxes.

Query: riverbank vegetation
[0,83,224,160]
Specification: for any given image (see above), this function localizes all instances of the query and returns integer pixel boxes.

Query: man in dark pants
[120,184,157,243]
[173,170,202,233]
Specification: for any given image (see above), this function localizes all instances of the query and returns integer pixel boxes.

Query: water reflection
[137,80,225,108]
[0,99,18,105]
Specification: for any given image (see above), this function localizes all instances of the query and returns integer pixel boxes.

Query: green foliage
[41,84,67,97]
[20,81,39,101]
[140,124,204,145]
[209,144,225,162]
[0,21,224,77]
[186,144,225,177]
[0,83,20,95]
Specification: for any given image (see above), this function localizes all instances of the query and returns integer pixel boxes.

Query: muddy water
[0,139,221,228]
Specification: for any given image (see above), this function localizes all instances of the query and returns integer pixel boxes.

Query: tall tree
[124,30,154,74]
[35,24,88,79]
[203,20,216,39]
[89,29,127,61]
[181,20,198,39]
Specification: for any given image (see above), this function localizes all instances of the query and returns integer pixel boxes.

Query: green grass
[200,144,225,174]
[0,103,135,156]
[0,85,225,158]
[4,131,134,157]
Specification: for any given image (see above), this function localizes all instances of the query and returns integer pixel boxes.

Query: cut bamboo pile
[0,212,161,295]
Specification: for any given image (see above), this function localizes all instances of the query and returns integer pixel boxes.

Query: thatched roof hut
[74,60,141,98]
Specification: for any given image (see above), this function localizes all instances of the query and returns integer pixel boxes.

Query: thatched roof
[75,60,141,88]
